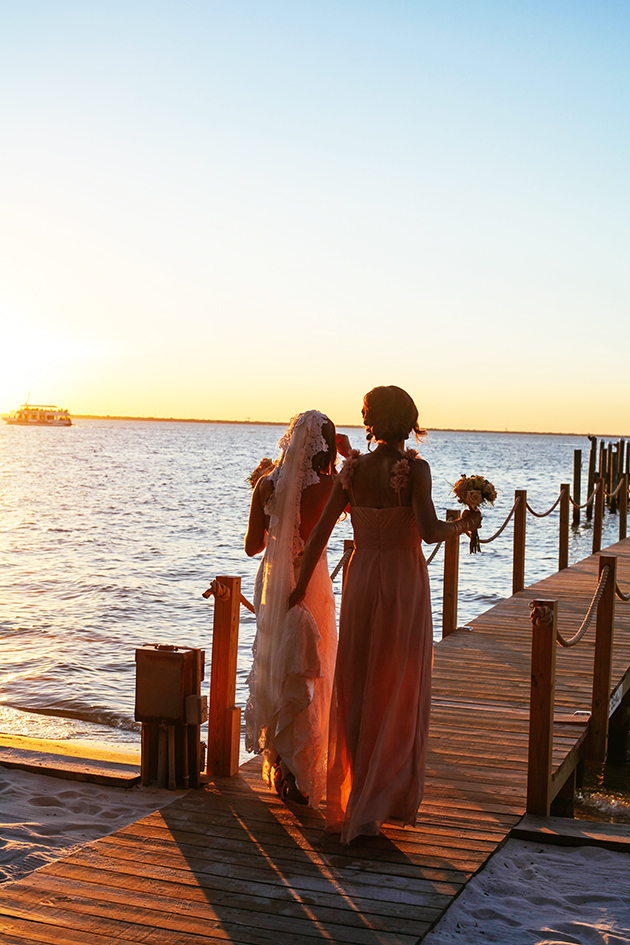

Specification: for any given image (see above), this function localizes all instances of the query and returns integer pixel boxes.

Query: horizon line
[70,415,622,439]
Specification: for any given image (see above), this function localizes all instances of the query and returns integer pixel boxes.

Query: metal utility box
[134,645,206,789]
[135,645,203,723]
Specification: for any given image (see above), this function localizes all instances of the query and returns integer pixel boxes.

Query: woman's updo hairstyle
[362,386,425,445]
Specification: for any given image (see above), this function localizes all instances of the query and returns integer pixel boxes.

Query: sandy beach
[0,736,187,885]
[423,837,630,944]
[0,739,628,943]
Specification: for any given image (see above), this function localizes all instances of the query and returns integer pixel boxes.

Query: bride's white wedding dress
[245,412,337,808]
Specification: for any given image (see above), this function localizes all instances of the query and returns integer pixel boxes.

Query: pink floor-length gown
[325,505,433,843]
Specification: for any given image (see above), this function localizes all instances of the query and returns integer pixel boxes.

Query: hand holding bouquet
[452,474,497,553]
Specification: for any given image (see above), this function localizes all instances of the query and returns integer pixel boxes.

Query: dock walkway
[2,540,630,944]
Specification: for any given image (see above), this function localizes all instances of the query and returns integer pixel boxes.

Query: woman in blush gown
[289,386,480,843]
[244,410,348,808]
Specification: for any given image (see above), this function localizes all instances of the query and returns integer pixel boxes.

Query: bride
[244,410,345,807]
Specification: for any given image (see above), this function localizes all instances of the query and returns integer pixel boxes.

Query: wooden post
[592,478,604,554]
[619,439,626,479]
[606,443,613,508]
[207,575,241,777]
[559,484,570,572]
[572,450,581,527]
[599,440,605,479]
[513,490,527,594]
[527,599,557,815]
[187,648,205,789]
[588,555,617,766]
[442,510,460,638]
[619,473,628,541]
[610,448,619,515]
[586,438,597,522]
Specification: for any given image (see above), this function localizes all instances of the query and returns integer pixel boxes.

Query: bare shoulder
[409,456,431,483]
[257,475,274,504]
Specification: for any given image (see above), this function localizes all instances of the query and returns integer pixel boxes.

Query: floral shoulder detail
[339,449,361,489]
[389,448,420,493]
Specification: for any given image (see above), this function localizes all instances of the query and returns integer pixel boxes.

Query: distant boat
[3,403,72,426]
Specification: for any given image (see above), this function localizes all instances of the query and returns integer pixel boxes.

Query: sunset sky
[1,1,628,434]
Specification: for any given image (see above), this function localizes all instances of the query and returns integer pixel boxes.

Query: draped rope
[330,547,353,581]
[426,541,443,565]
[479,496,521,544]
[615,582,630,602]
[526,490,564,518]
[239,594,256,614]
[605,479,626,500]
[530,566,610,648]
[568,485,598,510]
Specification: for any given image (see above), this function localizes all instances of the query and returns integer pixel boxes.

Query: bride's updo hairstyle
[362,386,426,445]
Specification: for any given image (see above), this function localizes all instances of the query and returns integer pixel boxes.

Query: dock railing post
[619,474,628,541]
[527,599,557,815]
[587,555,617,766]
[610,447,619,515]
[559,484,570,572]
[207,575,241,777]
[592,478,604,554]
[606,444,613,508]
[442,510,460,638]
[586,438,597,522]
[513,490,527,594]
[572,450,581,527]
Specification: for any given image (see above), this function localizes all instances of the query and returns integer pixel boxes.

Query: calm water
[0,420,626,775]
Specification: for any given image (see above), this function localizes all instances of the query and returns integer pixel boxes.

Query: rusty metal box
[135,645,203,724]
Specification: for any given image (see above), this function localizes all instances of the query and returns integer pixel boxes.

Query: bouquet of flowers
[452,474,497,553]
[247,457,276,489]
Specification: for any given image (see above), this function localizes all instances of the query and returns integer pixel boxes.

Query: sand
[0,736,187,885]
[423,838,630,944]
[1,741,629,942]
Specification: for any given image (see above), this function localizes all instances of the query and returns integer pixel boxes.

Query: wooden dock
[2,539,630,944]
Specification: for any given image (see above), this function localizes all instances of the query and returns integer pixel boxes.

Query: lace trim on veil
[245,410,329,759]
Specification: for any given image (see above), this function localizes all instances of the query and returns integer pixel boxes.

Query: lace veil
[247,410,329,751]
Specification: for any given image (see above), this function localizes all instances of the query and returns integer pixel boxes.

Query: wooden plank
[2,538,629,945]
[512,815,630,852]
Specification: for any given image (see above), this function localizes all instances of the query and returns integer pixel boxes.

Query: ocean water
[0,419,626,763]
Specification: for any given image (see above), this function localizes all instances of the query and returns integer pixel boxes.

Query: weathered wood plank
[2,538,630,944]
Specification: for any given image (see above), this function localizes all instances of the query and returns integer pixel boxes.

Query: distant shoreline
[70,415,614,438]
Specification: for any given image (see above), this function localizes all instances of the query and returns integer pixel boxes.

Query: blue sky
[1,1,628,432]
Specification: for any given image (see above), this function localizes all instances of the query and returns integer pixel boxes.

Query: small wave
[1,701,140,733]
[575,790,630,825]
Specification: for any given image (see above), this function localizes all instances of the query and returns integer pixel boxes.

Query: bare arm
[288,477,348,607]
[411,459,481,543]
[244,478,273,556]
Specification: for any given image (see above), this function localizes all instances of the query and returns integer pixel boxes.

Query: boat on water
[3,403,72,426]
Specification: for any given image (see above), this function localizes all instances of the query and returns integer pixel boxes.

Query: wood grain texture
[1,540,629,943]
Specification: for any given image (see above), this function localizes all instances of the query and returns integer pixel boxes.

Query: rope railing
[615,582,630,602]
[330,547,353,582]
[530,565,610,648]
[202,578,255,614]
[526,490,565,518]
[568,485,597,511]
[426,541,443,565]
[479,496,521,544]
[605,479,626,500]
